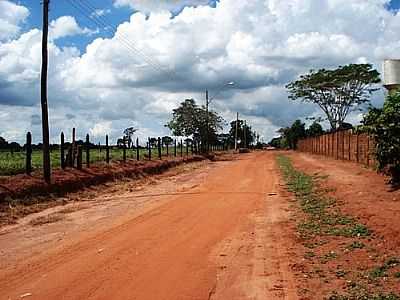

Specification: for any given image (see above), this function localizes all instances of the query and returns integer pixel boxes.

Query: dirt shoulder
[0,155,207,226]
[280,151,400,299]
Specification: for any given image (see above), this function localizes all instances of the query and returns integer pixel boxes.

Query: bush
[362,92,400,184]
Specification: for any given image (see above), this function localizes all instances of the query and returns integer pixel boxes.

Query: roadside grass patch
[347,241,365,250]
[276,154,400,299]
[369,258,400,279]
[276,155,371,241]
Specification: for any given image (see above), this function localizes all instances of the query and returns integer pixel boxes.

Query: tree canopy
[166,99,224,144]
[286,64,380,130]
[306,121,324,137]
[362,92,400,184]
[278,120,306,149]
[123,126,137,148]
[227,119,255,148]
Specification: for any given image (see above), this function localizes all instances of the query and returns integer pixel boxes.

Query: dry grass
[29,213,64,226]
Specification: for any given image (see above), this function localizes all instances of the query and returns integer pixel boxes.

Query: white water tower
[383,59,400,94]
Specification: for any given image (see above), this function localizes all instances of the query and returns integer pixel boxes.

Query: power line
[65,0,179,81]
[67,0,174,78]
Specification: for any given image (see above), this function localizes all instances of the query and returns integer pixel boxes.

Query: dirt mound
[0,156,205,202]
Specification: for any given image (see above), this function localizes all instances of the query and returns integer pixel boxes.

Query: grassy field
[0,147,190,176]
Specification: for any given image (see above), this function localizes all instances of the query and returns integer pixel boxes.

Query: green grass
[369,258,400,279]
[276,155,371,241]
[276,154,399,300]
[0,147,192,176]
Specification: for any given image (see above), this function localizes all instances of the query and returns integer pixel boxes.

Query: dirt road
[0,152,298,300]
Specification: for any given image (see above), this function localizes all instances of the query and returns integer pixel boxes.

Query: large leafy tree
[161,136,173,147]
[286,64,381,130]
[166,99,224,144]
[278,120,306,149]
[123,127,137,148]
[362,92,400,184]
[306,121,324,137]
[227,119,255,147]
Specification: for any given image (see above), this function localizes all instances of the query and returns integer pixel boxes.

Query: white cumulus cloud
[0,0,30,41]
[1,0,400,144]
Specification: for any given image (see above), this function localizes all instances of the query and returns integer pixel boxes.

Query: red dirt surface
[285,151,400,298]
[0,156,204,201]
[0,152,300,300]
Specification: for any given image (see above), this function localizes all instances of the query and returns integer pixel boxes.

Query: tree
[227,119,255,148]
[0,136,8,149]
[123,127,137,148]
[306,122,324,137]
[362,92,400,184]
[286,64,381,130]
[278,120,306,149]
[149,137,158,148]
[166,99,224,146]
[162,136,173,147]
[269,137,283,148]
[117,138,126,148]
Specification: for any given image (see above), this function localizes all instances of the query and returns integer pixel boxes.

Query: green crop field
[0,147,189,176]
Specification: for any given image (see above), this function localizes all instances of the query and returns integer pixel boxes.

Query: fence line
[297,129,375,167]
[9,128,230,176]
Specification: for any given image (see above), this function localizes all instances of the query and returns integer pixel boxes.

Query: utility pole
[41,0,51,183]
[244,120,247,148]
[235,112,239,151]
[205,89,209,153]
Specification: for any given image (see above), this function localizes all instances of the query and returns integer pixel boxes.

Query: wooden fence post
[186,140,189,156]
[106,135,110,164]
[158,137,162,159]
[348,131,351,161]
[180,140,183,157]
[123,139,126,162]
[336,131,339,160]
[342,131,345,160]
[77,146,82,170]
[60,132,65,169]
[356,133,359,163]
[136,138,140,161]
[174,140,177,157]
[191,141,193,155]
[148,138,151,160]
[366,135,370,166]
[86,134,90,167]
[72,127,76,166]
[26,132,32,175]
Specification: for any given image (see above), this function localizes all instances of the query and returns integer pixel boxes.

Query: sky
[1,0,400,144]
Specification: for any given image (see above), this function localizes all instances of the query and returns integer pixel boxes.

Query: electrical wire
[65,0,179,81]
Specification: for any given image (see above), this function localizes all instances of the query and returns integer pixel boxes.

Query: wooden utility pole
[235,112,239,150]
[41,0,51,183]
[244,120,247,148]
[205,89,209,153]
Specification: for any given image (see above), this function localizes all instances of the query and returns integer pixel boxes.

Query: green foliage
[369,258,400,279]
[277,155,371,240]
[269,137,283,148]
[227,119,255,148]
[123,127,137,148]
[286,64,380,130]
[166,99,224,144]
[362,92,400,183]
[161,136,173,146]
[306,121,324,137]
[278,120,306,149]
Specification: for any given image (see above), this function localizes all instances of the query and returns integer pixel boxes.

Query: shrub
[362,92,400,184]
